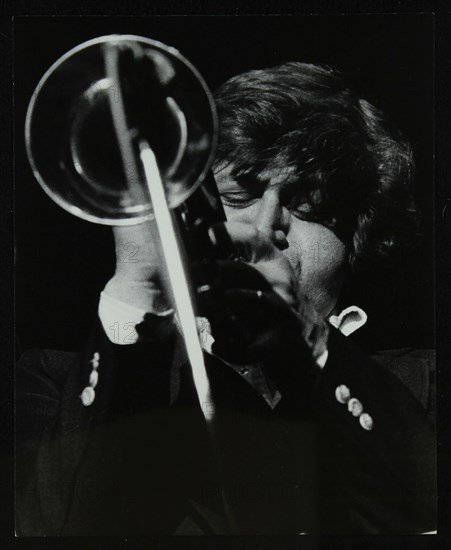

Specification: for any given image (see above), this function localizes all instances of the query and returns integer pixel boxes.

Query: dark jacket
[15,318,436,535]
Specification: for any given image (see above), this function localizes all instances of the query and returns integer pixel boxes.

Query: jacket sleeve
[312,328,436,534]
[15,315,183,536]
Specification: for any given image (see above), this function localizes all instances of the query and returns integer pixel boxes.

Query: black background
[15,14,434,352]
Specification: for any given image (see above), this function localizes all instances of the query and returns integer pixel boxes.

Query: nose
[254,189,291,249]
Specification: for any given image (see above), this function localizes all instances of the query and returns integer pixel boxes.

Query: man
[15,62,435,535]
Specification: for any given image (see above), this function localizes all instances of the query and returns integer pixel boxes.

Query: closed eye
[220,191,260,209]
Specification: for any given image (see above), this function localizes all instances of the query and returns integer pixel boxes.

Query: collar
[328,305,368,336]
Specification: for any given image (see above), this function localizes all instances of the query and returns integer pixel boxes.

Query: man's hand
[103,222,171,314]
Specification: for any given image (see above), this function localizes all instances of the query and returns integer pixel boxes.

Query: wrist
[98,289,174,345]
[103,273,171,314]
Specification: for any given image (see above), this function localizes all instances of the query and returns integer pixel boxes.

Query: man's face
[214,164,348,319]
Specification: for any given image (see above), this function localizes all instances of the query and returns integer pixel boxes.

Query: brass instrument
[25,34,222,224]
[25,34,227,421]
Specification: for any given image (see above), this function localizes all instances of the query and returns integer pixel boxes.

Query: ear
[328,305,367,336]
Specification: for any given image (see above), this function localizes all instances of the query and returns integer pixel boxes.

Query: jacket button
[81,386,95,406]
[335,384,351,404]
[89,370,99,388]
[359,412,374,431]
[91,352,100,369]
[347,397,363,417]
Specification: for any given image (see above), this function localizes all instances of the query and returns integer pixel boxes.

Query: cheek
[222,204,235,221]
[286,221,348,316]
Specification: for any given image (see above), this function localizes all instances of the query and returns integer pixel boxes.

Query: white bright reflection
[139,141,214,422]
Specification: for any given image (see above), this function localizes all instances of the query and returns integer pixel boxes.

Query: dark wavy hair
[213,62,418,273]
